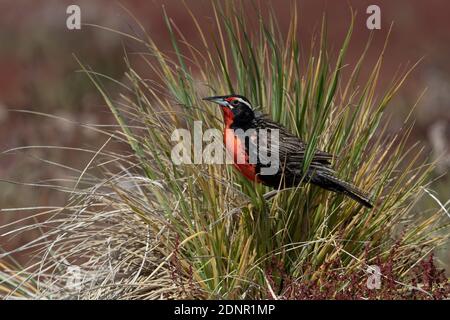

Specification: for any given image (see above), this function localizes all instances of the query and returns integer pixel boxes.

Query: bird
[203,94,373,208]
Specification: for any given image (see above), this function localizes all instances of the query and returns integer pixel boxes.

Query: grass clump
[1,2,449,299]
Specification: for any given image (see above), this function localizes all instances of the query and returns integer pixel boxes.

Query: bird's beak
[203,96,228,107]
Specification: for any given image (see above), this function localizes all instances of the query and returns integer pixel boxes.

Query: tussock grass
[1,2,449,299]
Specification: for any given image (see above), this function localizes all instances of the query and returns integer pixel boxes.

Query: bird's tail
[311,173,373,208]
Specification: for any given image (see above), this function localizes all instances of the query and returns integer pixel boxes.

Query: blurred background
[0,0,449,266]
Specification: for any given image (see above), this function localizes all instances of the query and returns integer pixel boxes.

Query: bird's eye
[231,100,239,106]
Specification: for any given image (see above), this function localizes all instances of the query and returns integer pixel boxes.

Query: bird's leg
[263,187,298,200]
[263,189,280,200]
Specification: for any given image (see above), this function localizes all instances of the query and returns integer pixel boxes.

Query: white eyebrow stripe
[236,97,251,108]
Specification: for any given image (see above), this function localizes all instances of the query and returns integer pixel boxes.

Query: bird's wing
[252,115,335,172]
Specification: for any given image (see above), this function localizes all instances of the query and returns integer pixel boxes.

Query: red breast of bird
[221,103,260,182]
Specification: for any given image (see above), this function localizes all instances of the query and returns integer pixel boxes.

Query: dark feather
[245,114,373,208]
